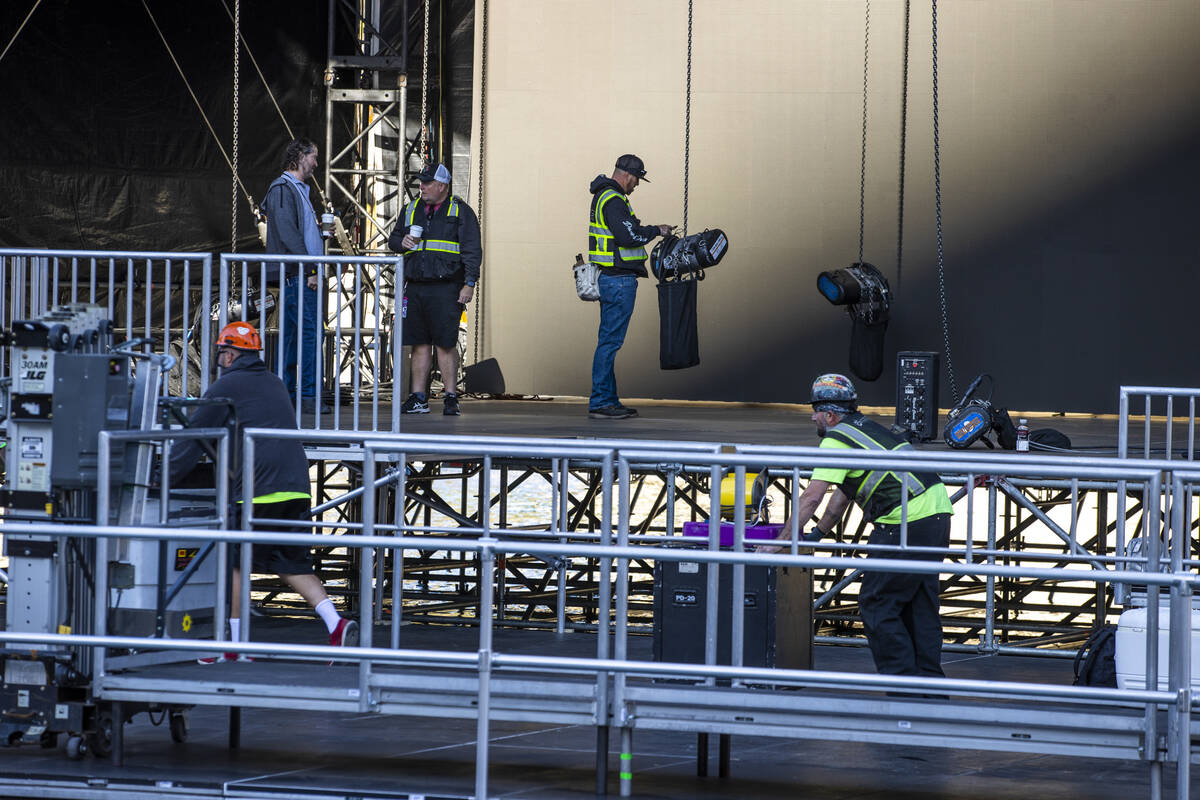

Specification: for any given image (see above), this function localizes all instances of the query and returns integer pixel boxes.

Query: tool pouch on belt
[573,254,600,301]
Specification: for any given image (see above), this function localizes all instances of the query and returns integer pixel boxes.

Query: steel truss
[254,455,1187,658]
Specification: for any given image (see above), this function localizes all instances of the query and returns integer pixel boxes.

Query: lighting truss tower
[322,0,418,395]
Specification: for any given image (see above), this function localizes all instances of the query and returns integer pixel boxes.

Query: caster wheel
[88,712,113,759]
[169,711,188,743]
[40,731,59,749]
[65,736,86,761]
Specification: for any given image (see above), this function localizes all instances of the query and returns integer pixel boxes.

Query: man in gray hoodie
[263,139,326,413]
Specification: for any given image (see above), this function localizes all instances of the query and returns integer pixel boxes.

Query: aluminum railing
[1119,385,1200,461]
[1,523,1191,799]
[218,253,403,431]
[0,248,214,398]
[1116,385,1200,605]
[2,432,1198,799]
[1,249,405,430]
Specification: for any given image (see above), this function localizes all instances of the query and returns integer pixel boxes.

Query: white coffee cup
[410,225,423,240]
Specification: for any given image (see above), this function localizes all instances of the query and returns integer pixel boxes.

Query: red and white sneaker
[329,618,359,648]
[197,652,253,664]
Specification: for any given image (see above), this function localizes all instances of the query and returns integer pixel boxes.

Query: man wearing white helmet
[762,373,953,679]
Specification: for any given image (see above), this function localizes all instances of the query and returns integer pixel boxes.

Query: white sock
[229,617,241,643]
[314,598,340,633]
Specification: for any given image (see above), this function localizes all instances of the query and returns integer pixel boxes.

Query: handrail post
[475,535,496,800]
[360,445,378,712]
[94,432,112,682]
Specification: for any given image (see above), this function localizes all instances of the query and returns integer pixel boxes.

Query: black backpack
[1072,624,1117,687]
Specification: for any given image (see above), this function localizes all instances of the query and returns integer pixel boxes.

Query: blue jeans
[590,272,637,409]
[281,276,322,399]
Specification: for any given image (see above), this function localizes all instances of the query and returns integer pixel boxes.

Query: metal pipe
[704,465,721,685]
[360,445,378,712]
[474,538,496,800]
[731,464,746,684]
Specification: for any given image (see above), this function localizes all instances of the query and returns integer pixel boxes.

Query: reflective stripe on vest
[405,197,461,255]
[827,421,929,508]
[588,189,647,268]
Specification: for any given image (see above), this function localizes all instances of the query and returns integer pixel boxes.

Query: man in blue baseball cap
[389,162,482,416]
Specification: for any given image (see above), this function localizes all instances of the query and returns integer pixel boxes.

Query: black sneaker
[443,394,461,416]
[401,393,430,414]
[588,404,635,420]
[301,398,332,414]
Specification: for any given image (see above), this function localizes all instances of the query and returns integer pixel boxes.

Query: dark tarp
[0,0,327,252]
[658,279,700,370]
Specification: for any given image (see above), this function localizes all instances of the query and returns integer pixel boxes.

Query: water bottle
[1016,418,1030,452]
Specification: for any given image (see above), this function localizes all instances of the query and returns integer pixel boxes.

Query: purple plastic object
[681,521,783,548]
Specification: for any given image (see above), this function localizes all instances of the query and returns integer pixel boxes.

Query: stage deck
[308,397,1144,453]
[0,619,1181,800]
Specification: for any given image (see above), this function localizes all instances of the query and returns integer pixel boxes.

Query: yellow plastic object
[719,472,767,522]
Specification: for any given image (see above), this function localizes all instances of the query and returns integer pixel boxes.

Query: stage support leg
[595,725,608,796]
[619,727,633,797]
[229,707,241,750]
[719,733,731,778]
[697,732,709,776]
[110,701,123,767]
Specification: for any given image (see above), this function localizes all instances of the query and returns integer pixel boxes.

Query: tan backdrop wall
[468,1,1200,412]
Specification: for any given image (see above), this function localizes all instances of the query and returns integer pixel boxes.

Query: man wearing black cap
[388,163,482,416]
[586,154,675,419]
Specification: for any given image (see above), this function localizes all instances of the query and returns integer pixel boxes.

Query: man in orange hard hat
[170,321,357,661]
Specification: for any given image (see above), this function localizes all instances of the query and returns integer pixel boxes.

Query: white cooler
[1114,605,1200,692]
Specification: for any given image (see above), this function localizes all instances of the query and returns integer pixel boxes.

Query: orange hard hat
[216,321,262,351]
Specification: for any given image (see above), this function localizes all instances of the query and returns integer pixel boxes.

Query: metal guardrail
[0,248,214,398]
[1,432,1198,798]
[218,253,403,431]
[1,249,404,430]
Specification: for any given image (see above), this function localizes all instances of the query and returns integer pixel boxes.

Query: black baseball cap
[614,154,649,182]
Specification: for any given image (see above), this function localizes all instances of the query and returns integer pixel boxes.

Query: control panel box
[895,351,940,442]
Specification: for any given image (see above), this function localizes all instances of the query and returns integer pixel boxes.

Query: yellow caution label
[57,625,71,635]
[181,614,193,633]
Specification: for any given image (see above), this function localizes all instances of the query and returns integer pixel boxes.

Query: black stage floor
[313,397,1142,453]
[0,619,1179,799]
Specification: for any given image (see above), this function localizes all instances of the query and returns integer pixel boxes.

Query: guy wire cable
[141,0,253,209]
[0,0,43,66]
[215,0,331,208]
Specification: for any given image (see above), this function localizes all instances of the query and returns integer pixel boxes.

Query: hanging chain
[682,0,693,236]
[931,0,957,401]
[230,0,241,252]
[473,0,488,367]
[142,1,253,205]
[895,0,910,296]
[857,0,870,265]
[420,0,431,164]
